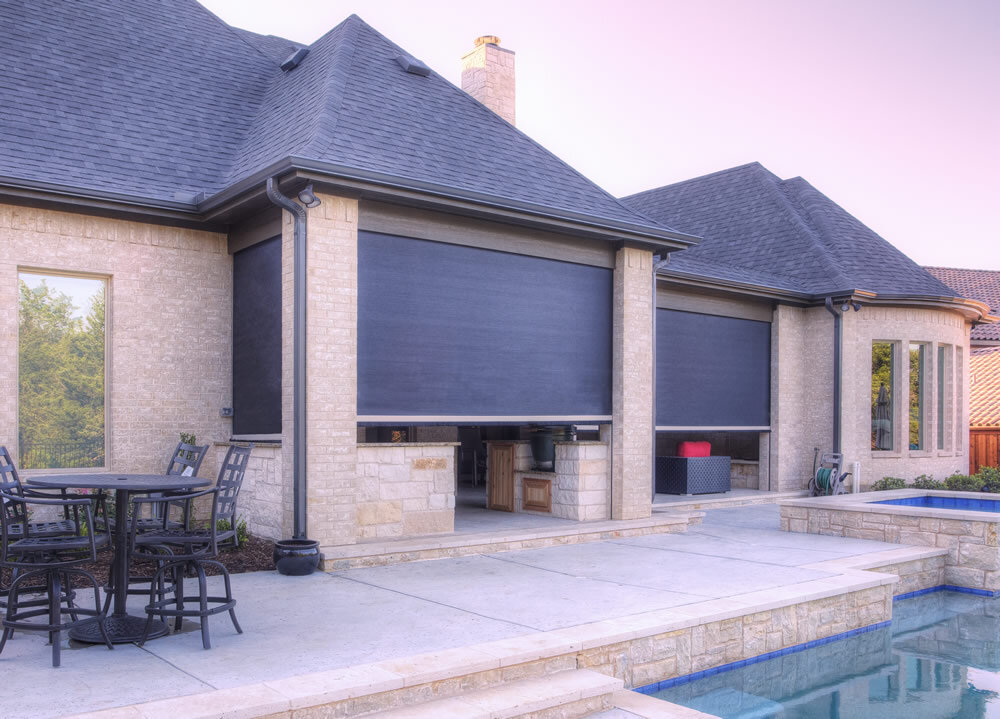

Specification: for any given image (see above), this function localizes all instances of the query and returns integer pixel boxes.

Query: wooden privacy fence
[971,428,1000,474]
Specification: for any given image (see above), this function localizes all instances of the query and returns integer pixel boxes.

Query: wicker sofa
[655,454,732,495]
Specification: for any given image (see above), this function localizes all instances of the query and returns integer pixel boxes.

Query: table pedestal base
[70,613,169,644]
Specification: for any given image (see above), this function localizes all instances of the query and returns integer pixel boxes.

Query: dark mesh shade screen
[358,231,613,420]
[232,236,281,435]
[656,309,770,427]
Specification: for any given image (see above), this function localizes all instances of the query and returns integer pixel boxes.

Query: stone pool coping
[780,490,1000,595]
[66,545,948,719]
[781,489,1000,522]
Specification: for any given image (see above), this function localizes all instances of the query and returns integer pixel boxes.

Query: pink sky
[201,0,999,270]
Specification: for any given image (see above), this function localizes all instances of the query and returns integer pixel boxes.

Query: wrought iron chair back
[215,444,251,531]
[165,442,209,477]
[0,492,103,567]
[0,450,27,530]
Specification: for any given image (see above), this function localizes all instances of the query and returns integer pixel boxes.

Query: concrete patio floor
[7,505,912,718]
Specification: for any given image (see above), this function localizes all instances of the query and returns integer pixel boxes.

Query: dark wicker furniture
[655,456,732,495]
[132,444,252,649]
[0,492,112,667]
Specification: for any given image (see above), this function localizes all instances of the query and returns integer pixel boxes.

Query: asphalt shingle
[621,162,959,298]
[0,2,679,237]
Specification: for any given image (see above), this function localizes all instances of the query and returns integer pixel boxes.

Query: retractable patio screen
[232,236,282,435]
[656,308,771,428]
[358,231,613,423]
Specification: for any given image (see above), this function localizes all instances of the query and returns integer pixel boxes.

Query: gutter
[265,177,310,541]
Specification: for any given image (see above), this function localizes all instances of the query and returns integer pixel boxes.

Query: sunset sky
[200,0,999,269]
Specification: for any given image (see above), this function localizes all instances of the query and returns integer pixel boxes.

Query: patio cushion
[677,441,711,458]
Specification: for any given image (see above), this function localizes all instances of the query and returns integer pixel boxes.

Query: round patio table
[27,473,210,644]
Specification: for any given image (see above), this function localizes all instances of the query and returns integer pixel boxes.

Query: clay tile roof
[971,346,1000,427]
[925,267,1000,342]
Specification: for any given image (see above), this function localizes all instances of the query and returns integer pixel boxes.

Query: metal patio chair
[0,491,112,667]
[130,444,252,649]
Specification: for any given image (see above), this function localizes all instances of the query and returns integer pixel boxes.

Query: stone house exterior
[1,2,991,555]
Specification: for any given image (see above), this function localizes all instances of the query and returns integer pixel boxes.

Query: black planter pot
[273,538,321,576]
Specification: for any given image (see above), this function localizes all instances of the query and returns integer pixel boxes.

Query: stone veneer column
[281,194,359,548]
[612,246,654,520]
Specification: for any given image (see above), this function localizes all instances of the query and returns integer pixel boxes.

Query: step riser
[323,516,700,571]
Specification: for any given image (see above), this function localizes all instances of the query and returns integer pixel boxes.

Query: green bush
[978,466,1000,493]
[871,476,906,491]
[911,474,944,490]
[944,473,984,492]
[216,517,251,549]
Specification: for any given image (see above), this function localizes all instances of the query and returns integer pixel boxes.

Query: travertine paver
[11,505,910,718]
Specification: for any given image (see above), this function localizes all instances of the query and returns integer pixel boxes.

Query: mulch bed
[1,536,276,590]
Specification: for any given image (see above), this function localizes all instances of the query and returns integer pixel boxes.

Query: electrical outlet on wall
[220,407,234,418]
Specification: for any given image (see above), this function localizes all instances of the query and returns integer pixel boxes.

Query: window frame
[908,342,927,452]
[16,267,111,473]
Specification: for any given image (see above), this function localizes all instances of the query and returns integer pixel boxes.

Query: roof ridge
[187,0,280,66]
[925,265,1000,274]
[301,16,363,160]
[621,162,768,203]
[756,169,854,292]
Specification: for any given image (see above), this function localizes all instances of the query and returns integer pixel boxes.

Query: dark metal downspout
[266,177,309,540]
[824,297,843,453]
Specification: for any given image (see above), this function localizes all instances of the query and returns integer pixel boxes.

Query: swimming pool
[644,591,1000,718]
[874,495,1000,512]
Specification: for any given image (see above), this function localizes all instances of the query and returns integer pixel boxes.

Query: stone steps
[322,512,702,570]
[652,490,808,514]
[364,669,623,718]
[600,689,720,718]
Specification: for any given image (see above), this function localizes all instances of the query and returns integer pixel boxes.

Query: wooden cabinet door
[487,443,515,512]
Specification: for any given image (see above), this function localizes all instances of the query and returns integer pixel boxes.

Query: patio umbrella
[874,383,892,450]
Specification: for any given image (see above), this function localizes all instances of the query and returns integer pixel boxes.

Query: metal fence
[19,439,105,470]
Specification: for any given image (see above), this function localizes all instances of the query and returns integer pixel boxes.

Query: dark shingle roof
[925,267,1000,341]
[621,162,959,298]
[0,2,680,238]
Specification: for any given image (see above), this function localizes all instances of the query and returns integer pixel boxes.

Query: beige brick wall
[460,39,516,125]
[281,194,360,548]
[770,305,834,491]
[0,202,231,475]
[842,306,970,487]
[356,442,457,539]
[612,247,654,519]
[771,304,970,491]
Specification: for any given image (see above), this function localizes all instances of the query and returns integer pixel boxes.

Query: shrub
[871,476,906,491]
[216,517,251,548]
[978,466,1000,493]
[911,474,945,490]
[945,473,984,492]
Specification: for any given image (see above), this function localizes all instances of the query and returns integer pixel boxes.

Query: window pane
[872,342,894,451]
[956,346,964,451]
[937,346,946,450]
[18,273,106,469]
[910,343,925,450]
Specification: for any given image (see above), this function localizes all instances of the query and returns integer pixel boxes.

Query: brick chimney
[461,35,515,126]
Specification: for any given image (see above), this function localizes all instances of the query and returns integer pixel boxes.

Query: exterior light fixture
[297,184,321,208]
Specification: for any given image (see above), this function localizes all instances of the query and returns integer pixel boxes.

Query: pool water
[649,591,1000,718]
[873,495,1000,512]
